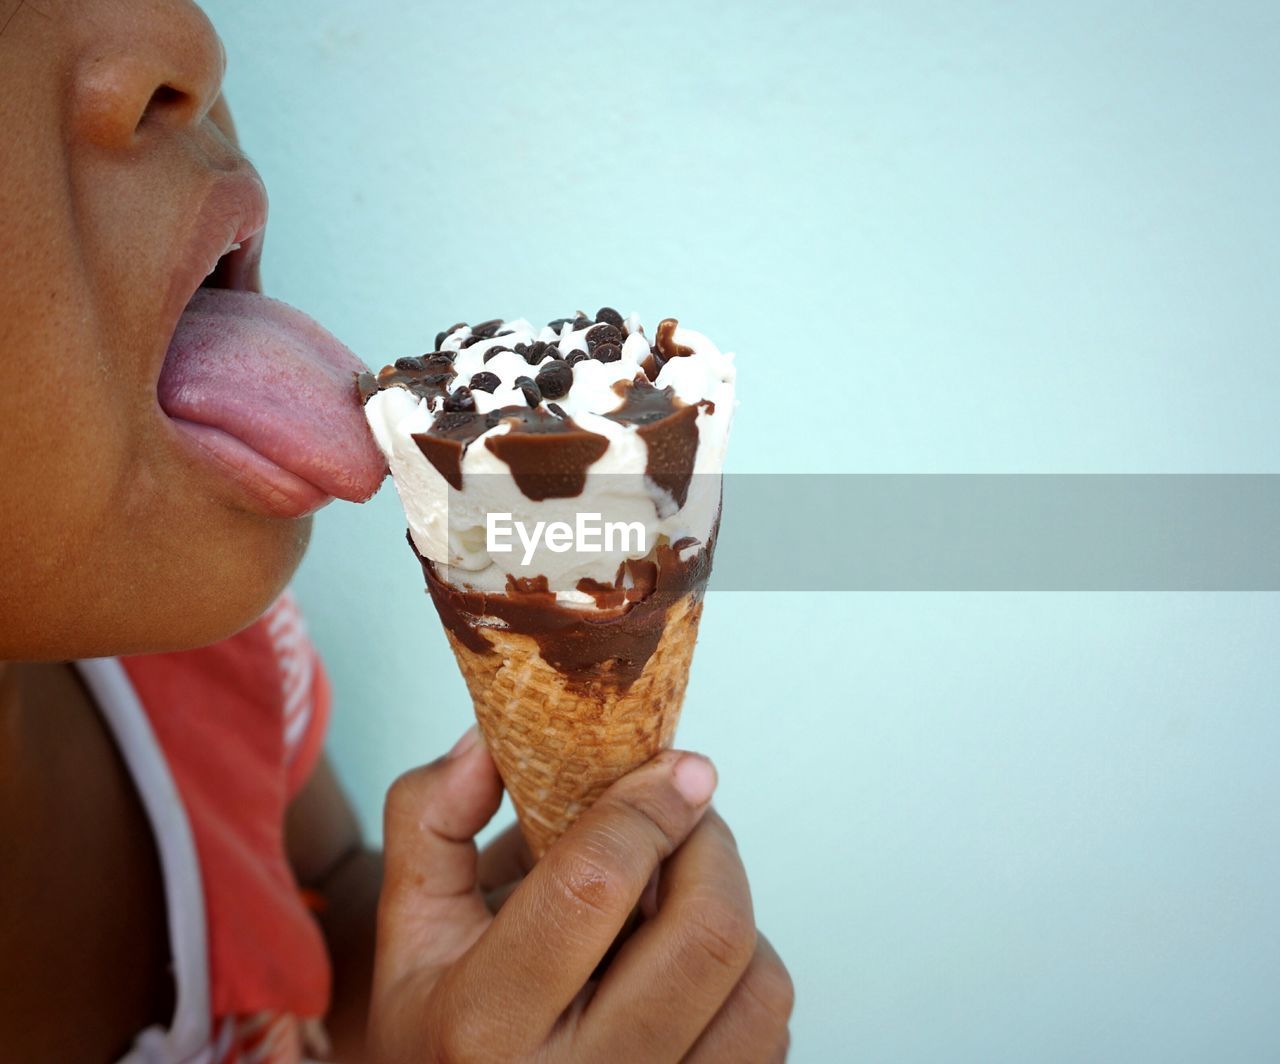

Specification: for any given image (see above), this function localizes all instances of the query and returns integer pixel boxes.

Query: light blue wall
[206,2,1280,1059]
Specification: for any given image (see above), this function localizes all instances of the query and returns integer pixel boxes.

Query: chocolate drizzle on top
[642,317,695,381]
[411,410,495,490]
[369,311,714,502]
[416,521,719,692]
[360,355,458,406]
[654,318,695,359]
[484,407,609,501]
[605,378,705,509]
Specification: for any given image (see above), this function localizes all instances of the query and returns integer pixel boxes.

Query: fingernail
[447,724,482,760]
[673,753,717,805]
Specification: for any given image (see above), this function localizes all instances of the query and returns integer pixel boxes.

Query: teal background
[206,2,1280,1059]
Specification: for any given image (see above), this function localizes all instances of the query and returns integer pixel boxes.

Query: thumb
[375,725,503,989]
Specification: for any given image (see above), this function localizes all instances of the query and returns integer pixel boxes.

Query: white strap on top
[76,659,213,1064]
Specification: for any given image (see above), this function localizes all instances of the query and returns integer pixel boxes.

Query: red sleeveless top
[113,591,332,1061]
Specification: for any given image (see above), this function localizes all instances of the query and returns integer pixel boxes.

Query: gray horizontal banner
[437,474,1280,591]
[713,474,1280,591]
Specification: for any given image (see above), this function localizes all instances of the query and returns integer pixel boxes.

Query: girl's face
[0,0,384,660]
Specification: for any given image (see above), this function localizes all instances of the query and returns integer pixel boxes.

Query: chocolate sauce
[639,352,664,381]
[411,410,495,490]
[654,318,695,360]
[483,407,610,501]
[371,313,710,505]
[383,375,610,496]
[356,371,380,404]
[416,522,719,691]
[605,378,703,509]
[575,557,659,610]
[365,359,458,406]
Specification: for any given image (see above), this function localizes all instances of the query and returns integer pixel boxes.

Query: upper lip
[159,165,268,367]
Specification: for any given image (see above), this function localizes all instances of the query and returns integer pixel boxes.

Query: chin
[173,510,315,650]
[63,509,317,662]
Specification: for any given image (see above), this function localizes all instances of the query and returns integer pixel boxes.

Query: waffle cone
[442,592,704,857]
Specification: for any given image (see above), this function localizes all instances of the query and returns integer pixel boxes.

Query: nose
[72,0,227,149]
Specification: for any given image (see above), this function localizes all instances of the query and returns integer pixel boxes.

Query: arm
[285,754,381,1061]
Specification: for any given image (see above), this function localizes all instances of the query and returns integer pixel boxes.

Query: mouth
[157,169,386,519]
[162,170,269,320]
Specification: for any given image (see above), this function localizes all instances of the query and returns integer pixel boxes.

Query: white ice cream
[365,314,736,603]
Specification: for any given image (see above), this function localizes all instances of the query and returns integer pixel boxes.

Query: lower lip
[166,416,331,520]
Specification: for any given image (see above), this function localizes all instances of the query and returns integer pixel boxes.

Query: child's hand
[368,729,793,1062]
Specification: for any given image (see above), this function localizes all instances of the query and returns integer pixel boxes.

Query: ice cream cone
[442,590,704,857]
[363,309,736,858]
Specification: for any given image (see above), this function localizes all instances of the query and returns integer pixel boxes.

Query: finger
[374,726,503,988]
[684,934,795,1064]
[478,822,534,892]
[572,810,755,1060]
[484,879,520,914]
[438,749,718,1044]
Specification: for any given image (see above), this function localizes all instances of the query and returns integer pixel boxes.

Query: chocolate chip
[435,322,467,349]
[394,356,425,372]
[515,376,541,406]
[469,371,501,393]
[443,387,476,413]
[592,343,622,363]
[535,361,573,400]
[523,340,553,365]
[546,402,569,420]
[471,319,503,339]
[482,346,511,363]
[565,350,591,366]
[546,317,573,333]
[595,307,624,328]
[571,314,594,332]
[586,323,623,351]
[460,334,487,349]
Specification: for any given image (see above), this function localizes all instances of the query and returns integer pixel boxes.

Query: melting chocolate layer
[416,520,719,691]
[640,318,694,380]
[369,313,720,505]
[360,356,458,407]
[412,410,496,490]
[606,378,706,509]
[654,318,695,360]
[484,407,610,501]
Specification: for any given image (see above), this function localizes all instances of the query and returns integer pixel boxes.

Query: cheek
[0,417,314,660]
[63,510,312,660]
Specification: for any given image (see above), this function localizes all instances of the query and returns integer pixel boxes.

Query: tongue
[159,288,386,502]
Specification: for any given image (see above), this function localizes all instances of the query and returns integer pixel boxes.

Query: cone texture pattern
[444,593,704,857]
